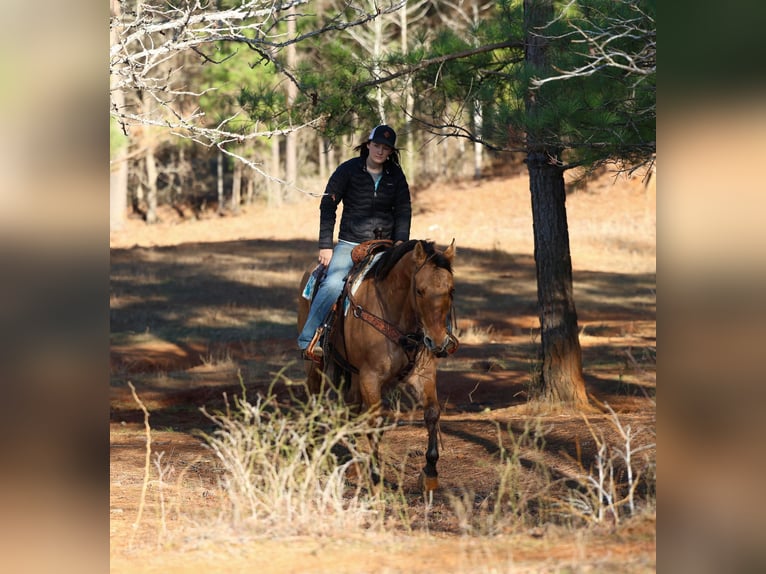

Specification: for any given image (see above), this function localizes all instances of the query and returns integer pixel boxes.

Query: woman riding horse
[297,125,411,359]
[298,239,458,492]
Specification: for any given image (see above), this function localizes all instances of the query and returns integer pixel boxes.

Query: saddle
[351,239,393,265]
[305,240,393,365]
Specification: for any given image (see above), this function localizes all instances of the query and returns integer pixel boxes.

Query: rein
[344,250,457,356]
[342,284,422,385]
[345,287,423,351]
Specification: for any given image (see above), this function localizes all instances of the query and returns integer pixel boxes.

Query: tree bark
[524,0,588,408]
[527,153,588,406]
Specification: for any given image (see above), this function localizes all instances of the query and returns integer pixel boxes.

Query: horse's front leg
[409,355,440,493]
[367,411,385,486]
[421,394,440,492]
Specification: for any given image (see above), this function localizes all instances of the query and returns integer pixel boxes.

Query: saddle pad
[301,263,326,301]
[344,252,384,315]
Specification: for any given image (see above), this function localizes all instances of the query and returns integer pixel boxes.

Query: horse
[297,239,458,492]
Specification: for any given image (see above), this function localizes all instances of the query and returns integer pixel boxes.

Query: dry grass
[114,377,655,556]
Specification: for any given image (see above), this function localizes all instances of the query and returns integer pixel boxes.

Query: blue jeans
[297,240,357,349]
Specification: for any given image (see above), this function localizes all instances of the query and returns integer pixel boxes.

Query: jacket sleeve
[318,164,347,249]
[392,173,412,242]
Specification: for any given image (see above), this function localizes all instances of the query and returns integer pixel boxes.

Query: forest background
[110,0,656,406]
[2,1,764,573]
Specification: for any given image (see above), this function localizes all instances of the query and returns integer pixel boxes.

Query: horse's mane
[370,239,452,281]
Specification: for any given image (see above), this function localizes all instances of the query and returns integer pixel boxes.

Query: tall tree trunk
[270,137,282,207]
[231,160,242,213]
[109,0,128,231]
[471,0,483,180]
[246,174,255,205]
[527,153,588,405]
[373,13,385,121]
[133,174,145,214]
[285,6,298,191]
[326,141,335,178]
[145,146,159,224]
[139,90,160,224]
[110,142,129,228]
[473,100,483,179]
[318,137,326,181]
[217,149,225,213]
[524,0,588,408]
[401,6,416,186]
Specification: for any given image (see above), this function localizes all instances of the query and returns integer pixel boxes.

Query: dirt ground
[110,167,656,572]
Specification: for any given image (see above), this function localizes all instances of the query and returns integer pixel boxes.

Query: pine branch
[356,40,524,90]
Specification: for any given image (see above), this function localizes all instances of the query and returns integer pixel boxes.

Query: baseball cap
[368,125,396,148]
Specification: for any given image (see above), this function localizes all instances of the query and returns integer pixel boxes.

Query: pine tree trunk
[524,0,588,408]
[528,152,588,406]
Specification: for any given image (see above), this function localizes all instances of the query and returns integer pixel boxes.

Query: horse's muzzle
[424,333,460,358]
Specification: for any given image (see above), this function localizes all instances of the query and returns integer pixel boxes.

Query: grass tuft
[194,376,394,537]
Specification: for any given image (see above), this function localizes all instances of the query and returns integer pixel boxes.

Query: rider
[298,125,412,357]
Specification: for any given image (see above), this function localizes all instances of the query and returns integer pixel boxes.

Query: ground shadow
[110,238,655,430]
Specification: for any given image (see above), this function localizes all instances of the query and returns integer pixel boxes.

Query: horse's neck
[373,253,416,327]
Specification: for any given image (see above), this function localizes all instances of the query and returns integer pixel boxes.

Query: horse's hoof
[418,471,439,492]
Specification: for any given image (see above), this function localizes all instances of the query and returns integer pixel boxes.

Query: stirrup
[303,328,324,363]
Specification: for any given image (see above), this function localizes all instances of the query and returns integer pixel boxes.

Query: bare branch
[358,39,524,90]
[216,144,320,198]
[531,0,655,88]
[110,0,406,143]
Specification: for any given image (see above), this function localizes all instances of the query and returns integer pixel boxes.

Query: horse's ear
[413,240,427,266]
[444,238,456,262]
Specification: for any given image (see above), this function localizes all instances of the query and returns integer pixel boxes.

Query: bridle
[344,251,459,359]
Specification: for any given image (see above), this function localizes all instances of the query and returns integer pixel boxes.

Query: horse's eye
[416,288,425,297]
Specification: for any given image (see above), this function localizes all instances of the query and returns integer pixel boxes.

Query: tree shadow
[110,238,655,430]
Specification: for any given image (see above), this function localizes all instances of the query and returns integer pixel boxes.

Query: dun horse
[297,239,458,491]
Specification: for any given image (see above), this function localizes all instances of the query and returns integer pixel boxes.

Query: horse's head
[411,239,458,357]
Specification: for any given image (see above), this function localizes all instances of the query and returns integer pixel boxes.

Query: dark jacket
[318,156,411,249]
